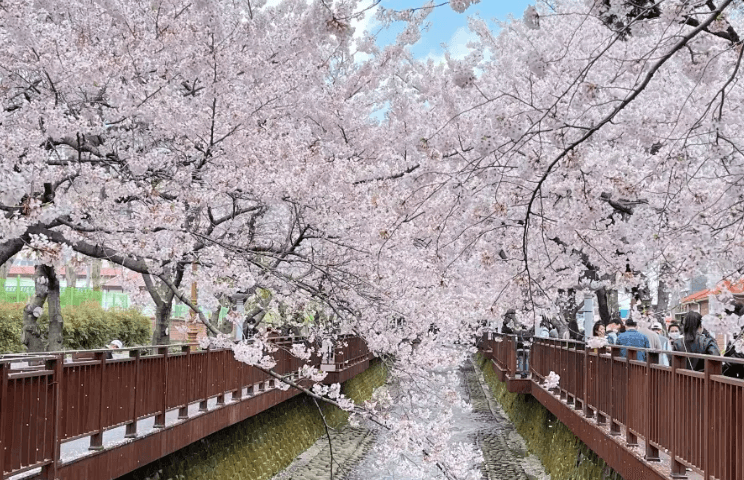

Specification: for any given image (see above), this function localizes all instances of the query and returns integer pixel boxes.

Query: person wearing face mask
[668,323,682,341]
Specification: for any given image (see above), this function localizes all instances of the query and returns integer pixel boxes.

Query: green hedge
[0,303,25,353]
[0,302,151,353]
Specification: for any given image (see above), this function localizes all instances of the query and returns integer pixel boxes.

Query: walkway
[271,359,548,480]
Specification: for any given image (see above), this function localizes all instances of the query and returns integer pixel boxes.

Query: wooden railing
[0,336,373,480]
[490,334,744,480]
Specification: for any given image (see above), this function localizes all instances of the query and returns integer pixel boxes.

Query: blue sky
[370,1,534,60]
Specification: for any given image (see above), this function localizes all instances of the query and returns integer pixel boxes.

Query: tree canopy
[3,0,744,475]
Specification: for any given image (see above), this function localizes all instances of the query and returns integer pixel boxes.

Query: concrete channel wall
[118,359,388,480]
[475,353,624,480]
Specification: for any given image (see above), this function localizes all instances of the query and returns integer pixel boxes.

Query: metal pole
[583,293,594,342]
[235,297,245,341]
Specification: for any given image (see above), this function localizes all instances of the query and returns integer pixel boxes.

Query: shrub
[0,303,25,353]
[0,301,151,353]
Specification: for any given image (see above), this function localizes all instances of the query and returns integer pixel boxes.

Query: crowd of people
[589,311,744,377]
[497,309,744,379]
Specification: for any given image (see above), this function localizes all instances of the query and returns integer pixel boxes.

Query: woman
[592,322,605,338]
[672,312,720,371]
[668,323,682,341]
[592,321,612,346]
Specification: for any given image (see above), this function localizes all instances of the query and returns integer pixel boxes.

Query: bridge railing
[529,337,744,480]
[479,332,518,377]
[0,336,368,480]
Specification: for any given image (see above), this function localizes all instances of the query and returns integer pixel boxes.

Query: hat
[109,340,123,349]
[650,321,663,330]
[625,318,637,327]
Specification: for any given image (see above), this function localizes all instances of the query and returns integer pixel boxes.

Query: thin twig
[313,397,335,480]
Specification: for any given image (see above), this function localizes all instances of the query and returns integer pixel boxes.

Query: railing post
[670,354,687,478]
[41,356,62,480]
[559,340,566,401]
[645,350,660,461]
[179,345,191,419]
[625,348,637,447]
[199,346,210,411]
[704,357,722,480]
[0,363,7,477]
[596,347,605,426]
[217,349,225,406]
[154,346,168,428]
[609,346,620,436]
[90,352,107,450]
[583,345,593,419]
[125,349,141,438]
[574,345,583,411]
[234,352,243,402]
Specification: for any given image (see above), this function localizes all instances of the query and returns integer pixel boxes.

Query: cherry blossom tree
[6,0,744,475]
[360,0,744,343]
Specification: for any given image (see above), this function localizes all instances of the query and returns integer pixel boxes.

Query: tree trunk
[556,288,578,337]
[46,266,64,351]
[64,261,77,289]
[22,265,50,352]
[0,238,26,272]
[143,270,182,345]
[656,277,670,322]
[0,255,14,293]
[152,301,172,345]
[608,289,619,320]
[208,308,221,337]
[0,255,13,280]
[91,259,102,291]
[595,287,610,325]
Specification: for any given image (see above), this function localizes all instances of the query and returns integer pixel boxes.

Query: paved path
[271,426,376,480]
[272,361,548,480]
[462,361,547,480]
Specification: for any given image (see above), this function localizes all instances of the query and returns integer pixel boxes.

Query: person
[668,322,682,341]
[592,321,605,338]
[635,308,662,354]
[501,309,516,335]
[672,311,720,371]
[566,319,582,341]
[606,318,622,345]
[616,318,650,361]
[723,303,744,379]
[536,320,550,338]
[723,332,744,379]
[650,321,670,367]
[106,339,123,359]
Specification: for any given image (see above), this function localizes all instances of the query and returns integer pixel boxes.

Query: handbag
[681,338,694,370]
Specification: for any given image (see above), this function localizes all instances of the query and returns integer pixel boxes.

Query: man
[616,318,650,361]
[639,320,662,351]
[650,321,670,366]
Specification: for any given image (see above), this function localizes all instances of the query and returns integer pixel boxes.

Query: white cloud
[424,26,478,64]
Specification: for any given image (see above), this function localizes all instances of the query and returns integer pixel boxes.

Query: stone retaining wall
[120,359,387,480]
[475,353,623,480]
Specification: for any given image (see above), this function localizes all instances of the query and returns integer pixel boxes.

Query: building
[675,279,744,350]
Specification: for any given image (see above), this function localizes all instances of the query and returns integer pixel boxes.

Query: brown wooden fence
[525,336,744,480]
[0,335,372,480]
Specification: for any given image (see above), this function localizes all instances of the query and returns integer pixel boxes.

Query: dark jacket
[723,335,744,379]
[673,333,720,371]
